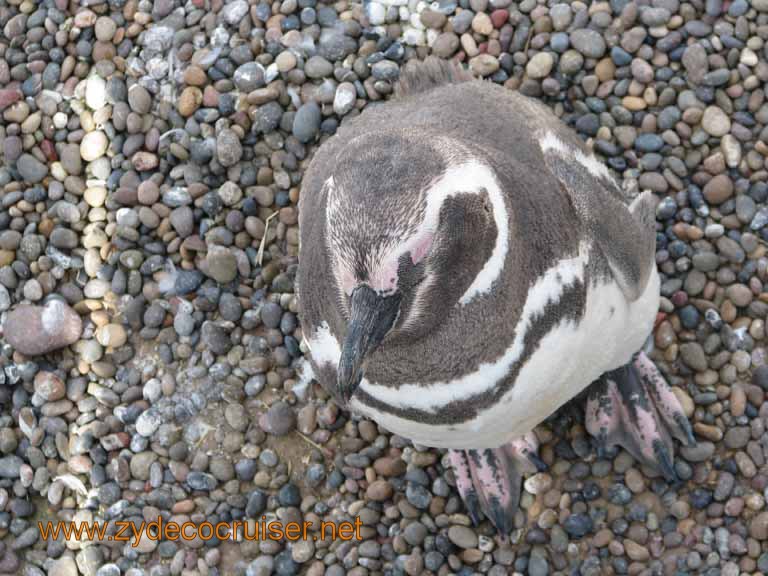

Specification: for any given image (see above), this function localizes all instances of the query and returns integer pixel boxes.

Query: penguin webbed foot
[448,432,540,537]
[585,351,695,482]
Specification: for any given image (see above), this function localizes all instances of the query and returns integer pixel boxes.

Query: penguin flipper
[539,136,657,302]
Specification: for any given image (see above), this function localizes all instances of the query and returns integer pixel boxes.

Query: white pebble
[403,27,426,45]
[409,12,425,29]
[50,162,68,181]
[333,83,356,116]
[53,112,68,129]
[80,131,108,162]
[85,75,107,110]
[88,207,107,223]
[75,340,104,364]
[740,48,758,67]
[264,62,280,84]
[526,52,555,79]
[136,408,162,437]
[87,156,111,180]
[84,279,110,299]
[143,378,163,403]
[367,1,386,25]
[23,279,43,301]
[84,249,102,278]
[705,223,725,238]
[84,186,107,208]
[721,134,742,169]
[0,286,10,312]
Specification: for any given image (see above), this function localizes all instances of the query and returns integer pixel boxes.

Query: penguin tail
[395,56,475,99]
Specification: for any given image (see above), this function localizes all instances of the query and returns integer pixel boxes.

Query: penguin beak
[337,285,401,403]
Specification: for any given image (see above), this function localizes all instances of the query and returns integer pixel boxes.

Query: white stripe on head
[323,154,508,310]
[538,131,612,181]
[322,176,354,315]
[418,159,509,306]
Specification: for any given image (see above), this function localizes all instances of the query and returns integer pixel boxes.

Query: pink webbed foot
[448,432,544,536]
[585,351,696,482]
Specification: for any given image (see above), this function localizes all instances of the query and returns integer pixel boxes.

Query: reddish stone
[671,290,688,308]
[40,140,57,162]
[0,89,21,111]
[490,9,509,28]
[202,85,219,107]
[3,300,82,356]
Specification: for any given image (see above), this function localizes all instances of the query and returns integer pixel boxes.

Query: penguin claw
[448,438,541,536]
[633,351,698,449]
[524,450,549,473]
[448,449,479,520]
[594,436,608,460]
[585,351,693,482]
[653,439,677,483]
[464,491,483,526]
[674,412,697,447]
[489,500,513,538]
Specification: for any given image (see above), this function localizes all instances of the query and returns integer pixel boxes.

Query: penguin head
[324,130,500,400]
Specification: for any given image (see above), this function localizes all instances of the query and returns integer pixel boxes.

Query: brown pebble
[624,539,650,561]
[183,65,208,86]
[731,385,747,417]
[178,87,203,117]
[366,479,393,501]
[702,174,734,204]
[693,423,723,442]
[373,456,406,477]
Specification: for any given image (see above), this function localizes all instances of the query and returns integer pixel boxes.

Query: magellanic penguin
[297,57,696,535]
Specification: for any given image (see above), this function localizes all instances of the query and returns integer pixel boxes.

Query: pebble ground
[2,0,768,575]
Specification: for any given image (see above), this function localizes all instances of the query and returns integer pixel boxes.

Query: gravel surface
[2,0,768,575]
